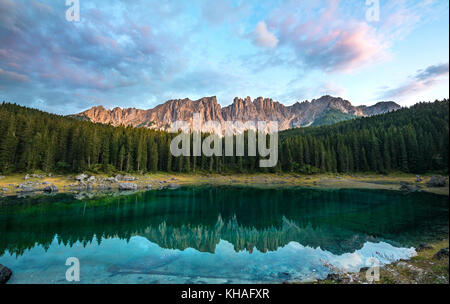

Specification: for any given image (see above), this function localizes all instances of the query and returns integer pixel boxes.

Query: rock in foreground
[0,264,12,284]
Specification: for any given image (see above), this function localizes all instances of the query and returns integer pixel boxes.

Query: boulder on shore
[433,247,449,260]
[103,177,117,183]
[17,184,36,192]
[416,243,433,252]
[399,183,422,193]
[115,174,138,181]
[118,183,138,191]
[75,174,89,182]
[426,176,447,187]
[0,264,12,284]
[43,184,58,193]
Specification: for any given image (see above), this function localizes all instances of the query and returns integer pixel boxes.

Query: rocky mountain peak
[74,95,401,131]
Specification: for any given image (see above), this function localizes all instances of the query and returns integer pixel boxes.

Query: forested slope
[0,100,448,174]
[280,100,449,174]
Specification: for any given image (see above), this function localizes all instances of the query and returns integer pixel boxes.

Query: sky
[0,0,448,115]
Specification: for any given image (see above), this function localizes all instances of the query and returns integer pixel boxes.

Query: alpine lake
[0,185,448,283]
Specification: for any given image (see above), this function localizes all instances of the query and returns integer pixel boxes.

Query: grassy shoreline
[1,172,449,197]
[315,239,449,284]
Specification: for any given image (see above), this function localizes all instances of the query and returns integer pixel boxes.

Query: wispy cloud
[0,68,30,84]
[380,63,449,99]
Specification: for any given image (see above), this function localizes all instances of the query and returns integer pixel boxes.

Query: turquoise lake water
[0,186,448,283]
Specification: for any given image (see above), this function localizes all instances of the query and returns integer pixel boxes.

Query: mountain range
[73,95,401,131]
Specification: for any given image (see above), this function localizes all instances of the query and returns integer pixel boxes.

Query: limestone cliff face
[74,95,401,131]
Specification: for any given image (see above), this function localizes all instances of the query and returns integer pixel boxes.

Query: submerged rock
[0,264,12,284]
[118,183,138,191]
[73,191,96,200]
[167,183,180,190]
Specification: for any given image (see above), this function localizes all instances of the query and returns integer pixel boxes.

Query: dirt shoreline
[0,172,448,198]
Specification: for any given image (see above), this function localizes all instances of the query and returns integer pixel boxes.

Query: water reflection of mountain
[0,186,448,257]
[139,216,375,254]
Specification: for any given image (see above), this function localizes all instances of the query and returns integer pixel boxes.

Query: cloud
[0,0,448,114]
[415,63,450,81]
[380,63,449,99]
[257,0,388,73]
[0,0,194,113]
[284,21,386,72]
[251,21,279,48]
[0,68,29,83]
[247,0,446,74]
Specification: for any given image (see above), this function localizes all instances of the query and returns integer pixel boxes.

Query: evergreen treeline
[280,100,449,174]
[0,100,448,174]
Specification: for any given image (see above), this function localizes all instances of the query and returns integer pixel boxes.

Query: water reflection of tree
[0,187,448,257]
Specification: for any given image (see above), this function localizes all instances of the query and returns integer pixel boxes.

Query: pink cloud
[0,68,30,83]
[286,21,385,72]
[254,0,440,73]
[252,21,279,48]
